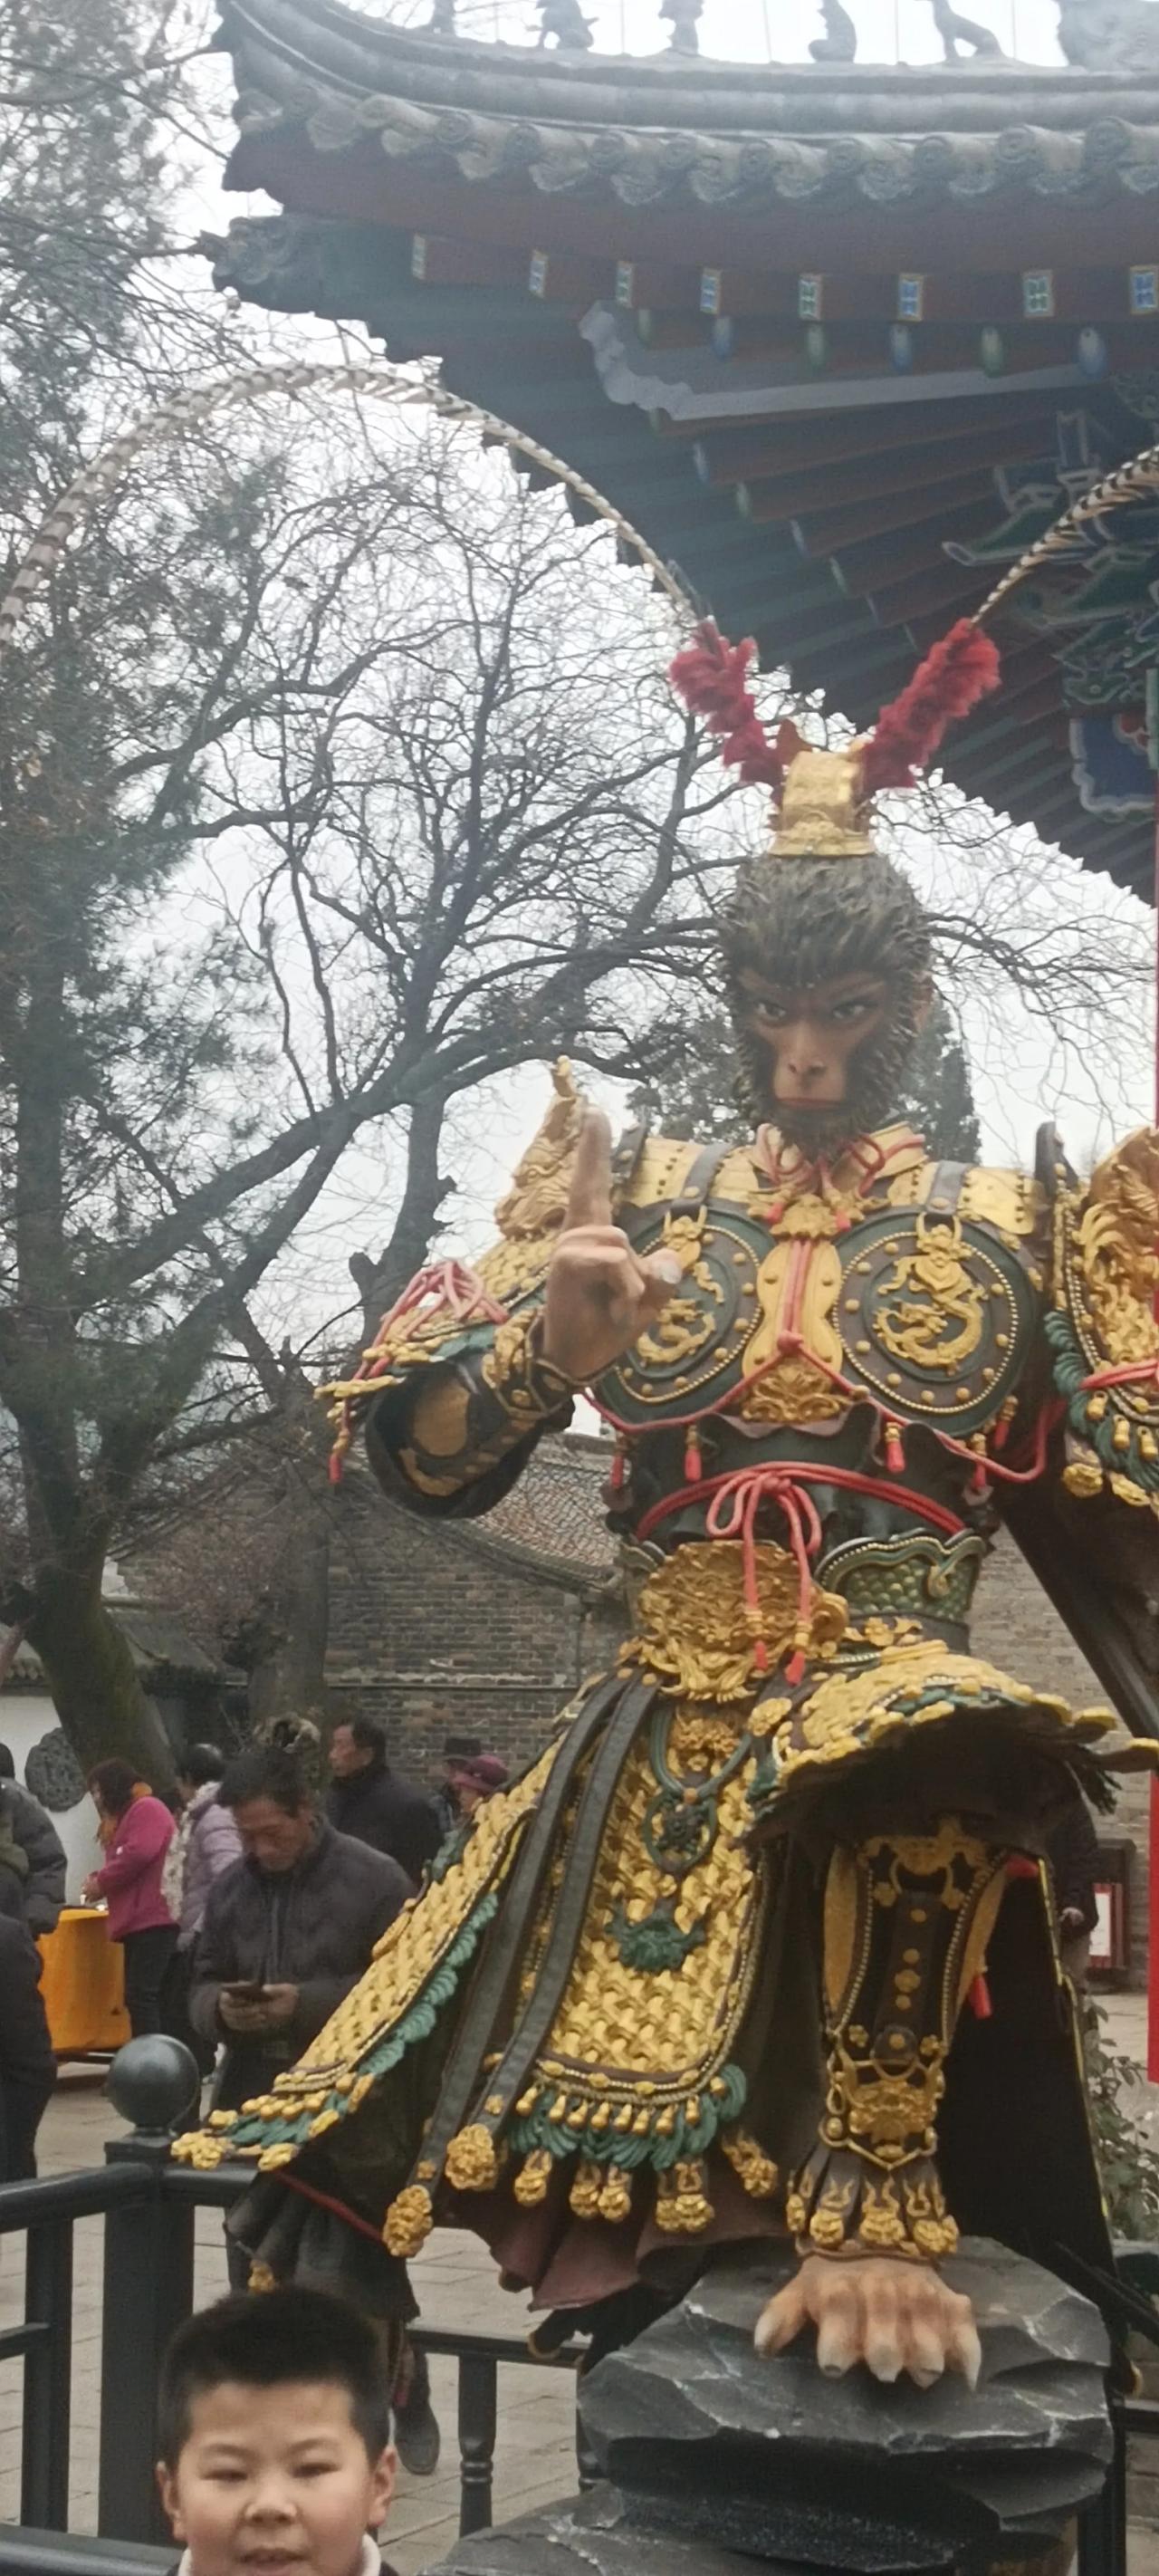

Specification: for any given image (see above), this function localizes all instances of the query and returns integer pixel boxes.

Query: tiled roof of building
[452,1432,618,1581]
[0,1604,225,1692]
[221,2,1159,212]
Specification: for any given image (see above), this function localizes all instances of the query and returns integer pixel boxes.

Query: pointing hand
[541,1110,682,1384]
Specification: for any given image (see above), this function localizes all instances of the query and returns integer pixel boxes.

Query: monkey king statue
[178,609,1159,2397]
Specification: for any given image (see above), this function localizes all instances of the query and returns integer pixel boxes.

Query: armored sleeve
[365,1314,575,1518]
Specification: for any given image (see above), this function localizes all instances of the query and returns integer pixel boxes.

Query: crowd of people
[9,1716,503,2472]
[0,1715,507,2224]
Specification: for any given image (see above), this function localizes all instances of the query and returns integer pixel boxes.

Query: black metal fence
[0,2129,580,2558]
[0,2121,1147,2576]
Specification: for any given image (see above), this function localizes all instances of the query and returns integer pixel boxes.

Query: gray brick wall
[325,1466,624,1784]
[135,1441,1154,1986]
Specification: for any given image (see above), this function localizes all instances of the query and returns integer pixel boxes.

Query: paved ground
[0,1995,1155,2572]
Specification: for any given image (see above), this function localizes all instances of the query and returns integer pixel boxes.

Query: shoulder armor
[1044,1123,1159,1511]
[889,1156,1047,1259]
[618,1133,714,1213]
[955,1164,1046,1246]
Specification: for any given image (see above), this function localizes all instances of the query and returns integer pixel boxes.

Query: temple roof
[225,5,1159,208]
[210,0,1159,895]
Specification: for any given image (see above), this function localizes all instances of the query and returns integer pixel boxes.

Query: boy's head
[158,2288,395,2576]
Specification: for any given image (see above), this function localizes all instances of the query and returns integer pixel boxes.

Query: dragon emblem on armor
[875,1213,986,1374]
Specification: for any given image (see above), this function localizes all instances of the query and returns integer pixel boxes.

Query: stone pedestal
[426,2239,1112,2575]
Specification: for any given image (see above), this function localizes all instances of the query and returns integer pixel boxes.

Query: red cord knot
[883,1420,905,1476]
[706,1466,824,1682]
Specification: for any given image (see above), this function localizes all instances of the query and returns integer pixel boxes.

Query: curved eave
[207,207,1158,897]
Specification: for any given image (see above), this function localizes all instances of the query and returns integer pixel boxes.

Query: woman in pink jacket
[83,1759,177,2036]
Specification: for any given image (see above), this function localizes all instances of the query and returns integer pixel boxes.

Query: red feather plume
[860,620,1000,795]
[668,620,785,791]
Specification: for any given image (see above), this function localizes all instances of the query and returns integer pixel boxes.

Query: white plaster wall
[0,1693,100,1902]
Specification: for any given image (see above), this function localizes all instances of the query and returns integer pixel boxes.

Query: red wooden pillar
[1150,737,1159,2079]
[1150,1777,1159,2077]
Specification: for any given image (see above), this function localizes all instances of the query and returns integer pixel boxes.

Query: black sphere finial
[107,2035,201,2135]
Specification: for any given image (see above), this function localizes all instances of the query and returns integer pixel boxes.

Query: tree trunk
[238,1092,452,1730]
[23,1568,176,1785]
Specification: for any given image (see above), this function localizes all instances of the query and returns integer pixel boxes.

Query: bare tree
[4,5,1147,1764]
[0,387,742,1769]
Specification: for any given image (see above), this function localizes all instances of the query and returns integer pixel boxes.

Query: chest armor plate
[595,1197,1038,1440]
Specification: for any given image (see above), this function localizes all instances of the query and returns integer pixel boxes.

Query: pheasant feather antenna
[861,620,1001,794]
[669,620,785,790]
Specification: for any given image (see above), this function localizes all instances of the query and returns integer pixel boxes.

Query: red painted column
[1150,1778,1159,2078]
[1150,759,1159,2079]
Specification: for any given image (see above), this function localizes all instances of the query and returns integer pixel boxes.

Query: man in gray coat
[189,1741,410,2115]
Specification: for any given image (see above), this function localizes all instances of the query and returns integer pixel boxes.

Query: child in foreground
[158,2285,398,2576]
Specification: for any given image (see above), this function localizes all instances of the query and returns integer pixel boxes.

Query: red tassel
[328,1450,344,1486]
[684,1430,703,1483]
[861,620,1001,795]
[785,1648,806,1686]
[752,1637,771,1676]
[608,1437,627,1495]
[967,1973,992,2021]
[883,1420,905,1475]
[668,621,785,790]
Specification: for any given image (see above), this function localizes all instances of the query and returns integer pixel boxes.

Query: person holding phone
[189,1744,410,2120]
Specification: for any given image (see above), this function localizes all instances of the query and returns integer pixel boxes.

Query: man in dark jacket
[190,1743,411,2116]
[325,1717,441,1884]
[0,1898,56,2177]
[0,1756,66,1936]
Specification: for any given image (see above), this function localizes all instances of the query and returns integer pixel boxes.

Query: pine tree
[896,995,981,1162]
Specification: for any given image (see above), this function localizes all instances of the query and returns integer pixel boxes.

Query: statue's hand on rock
[756,2254,982,2391]
[541,1109,682,1383]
